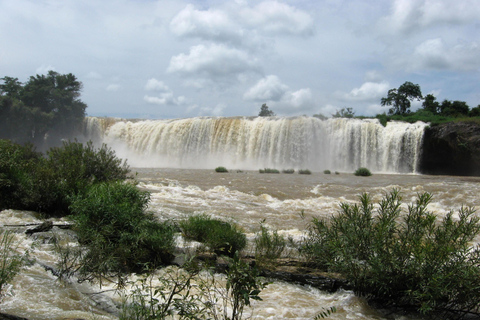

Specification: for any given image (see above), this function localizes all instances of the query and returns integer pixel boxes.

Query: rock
[25,221,53,235]
[419,121,480,176]
[0,313,29,320]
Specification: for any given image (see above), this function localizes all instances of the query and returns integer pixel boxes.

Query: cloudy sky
[1,0,479,119]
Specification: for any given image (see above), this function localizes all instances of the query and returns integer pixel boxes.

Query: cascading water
[83,116,427,173]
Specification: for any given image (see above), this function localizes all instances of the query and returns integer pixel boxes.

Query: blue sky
[1,0,479,119]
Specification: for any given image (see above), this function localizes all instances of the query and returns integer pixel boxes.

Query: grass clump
[254,225,287,268]
[69,182,176,282]
[354,167,372,176]
[302,189,480,317]
[259,168,280,174]
[298,169,311,175]
[180,215,246,257]
[282,169,295,174]
[0,231,25,298]
[323,170,331,174]
[215,166,228,173]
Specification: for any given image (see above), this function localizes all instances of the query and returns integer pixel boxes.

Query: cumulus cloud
[143,78,186,106]
[240,1,314,36]
[167,44,260,84]
[380,0,480,35]
[342,81,390,102]
[244,75,313,112]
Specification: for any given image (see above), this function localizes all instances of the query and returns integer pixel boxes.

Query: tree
[439,99,470,117]
[422,94,440,114]
[381,81,423,115]
[0,76,22,99]
[470,105,480,117]
[332,107,355,118]
[258,103,275,117]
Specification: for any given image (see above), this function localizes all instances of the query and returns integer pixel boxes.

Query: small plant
[254,225,287,268]
[323,170,331,174]
[335,171,340,175]
[215,166,228,173]
[259,168,280,174]
[298,169,311,174]
[354,167,372,176]
[282,169,295,174]
[180,215,247,257]
[0,231,24,298]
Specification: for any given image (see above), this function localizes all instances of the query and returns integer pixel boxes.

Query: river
[1,168,479,320]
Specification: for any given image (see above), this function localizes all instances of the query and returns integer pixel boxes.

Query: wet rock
[0,313,29,320]
[419,121,480,176]
[25,221,53,235]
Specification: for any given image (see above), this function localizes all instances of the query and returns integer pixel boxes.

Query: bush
[323,170,331,174]
[254,225,287,267]
[298,169,311,175]
[302,189,480,317]
[69,182,176,281]
[0,231,24,298]
[215,166,228,173]
[180,215,246,257]
[259,168,279,174]
[282,169,295,174]
[354,167,372,176]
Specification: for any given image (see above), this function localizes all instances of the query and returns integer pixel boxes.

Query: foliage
[258,103,275,117]
[254,224,287,268]
[0,231,24,299]
[332,107,355,118]
[259,168,279,173]
[180,215,247,257]
[68,182,176,284]
[313,113,328,120]
[298,169,311,174]
[381,81,423,115]
[121,254,268,320]
[215,166,228,173]
[0,71,87,146]
[302,189,480,317]
[439,99,470,117]
[354,167,372,176]
[323,170,331,174]
[282,169,295,174]
[313,306,337,319]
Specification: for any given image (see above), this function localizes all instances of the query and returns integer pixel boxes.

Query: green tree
[258,103,275,117]
[381,81,423,115]
[422,94,440,114]
[0,76,22,99]
[332,107,355,118]
[439,99,470,117]
[470,105,480,117]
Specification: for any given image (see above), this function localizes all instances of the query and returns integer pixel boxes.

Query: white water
[83,117,427,173]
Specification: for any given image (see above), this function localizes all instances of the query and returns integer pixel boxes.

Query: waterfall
[83,116,427,173]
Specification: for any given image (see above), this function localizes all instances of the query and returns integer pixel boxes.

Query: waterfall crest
[83,116,427,173]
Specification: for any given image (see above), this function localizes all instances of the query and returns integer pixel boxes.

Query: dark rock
[0,313,29,320]
[419,121,480,176]
[25,221,53,235]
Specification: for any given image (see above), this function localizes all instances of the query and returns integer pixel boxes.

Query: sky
[1,0,479,119]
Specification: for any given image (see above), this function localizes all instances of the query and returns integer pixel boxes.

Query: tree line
[0,71,87,148]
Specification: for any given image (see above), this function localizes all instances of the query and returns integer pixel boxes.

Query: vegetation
[298,169,311,174]
[381,81,423,115]
[215,166,228,173]
[302,189,480,317]
[259,168,280,173]
[282,168,295,174]
[354,167,372,176]
[258,103,275,117]
[254,224,287,268]
[0,231,24,299]
[180,214,247,257]
[0,71,87,147]
[332,107,355,118]
[323,170,331,174]
[0,139,130,216]
[68,182,176,283]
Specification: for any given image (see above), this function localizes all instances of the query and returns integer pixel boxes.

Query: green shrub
[0,231,24,297]
[180,215,246,257]
[354,167,372,176]
[69,182,175,281]
[215,166,228,173]
[298,169,311,174]
[302,189,480,317]
[259,168,280,174]
[323,170,331,174]
[254,225,287,267]
[282,169,295,174]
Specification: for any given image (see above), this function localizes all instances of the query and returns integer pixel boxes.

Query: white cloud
[243,75,288,101]
[143,78,186,106]
[167,44,260,84]
[240,1,314,36]
[342,81,390,102]
[198,103,226,116]
[106,84,120,92]
[36,65,56,74]
[145,78,170,91]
